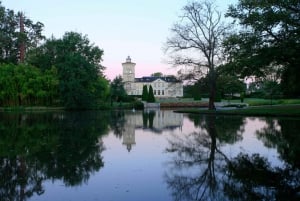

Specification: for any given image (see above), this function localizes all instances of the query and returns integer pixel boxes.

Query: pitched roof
[135,76,181,83]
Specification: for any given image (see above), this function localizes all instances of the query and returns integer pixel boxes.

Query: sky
[2,0,237,80]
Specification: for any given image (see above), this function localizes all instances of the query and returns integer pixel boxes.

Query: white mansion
[122,56,183,97]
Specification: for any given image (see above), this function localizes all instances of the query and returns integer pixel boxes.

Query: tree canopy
[0,1,44,64]
[151,72,163,77]
[27,32,108,109]
[0,64,58,106]
[224,0,300,97]
[110,75,127,103]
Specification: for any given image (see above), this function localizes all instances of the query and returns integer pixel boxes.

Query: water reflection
[111,110,183,151]
[0,112,108,201]
[165,115,300,201]
[0,111,299,201]
[255,118,300,168]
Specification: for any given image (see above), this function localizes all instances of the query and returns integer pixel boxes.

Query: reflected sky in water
[0,110,299,201]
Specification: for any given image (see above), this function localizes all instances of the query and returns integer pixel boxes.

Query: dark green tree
[217,74,246,101]
[147,85,155,103]
[110,75,127,104]
[0,2,44,64]
[141,85,148,101]
[151,72,163,77]
[183,84,202,100]
[27,32,108,109]
[224,0,300,97]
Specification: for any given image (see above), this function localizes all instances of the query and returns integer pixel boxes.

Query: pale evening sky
[2,0,237,80]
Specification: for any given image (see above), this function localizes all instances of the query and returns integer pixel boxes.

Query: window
[158,90,160,95]
[154,90,156,95]
[162,90,164,95]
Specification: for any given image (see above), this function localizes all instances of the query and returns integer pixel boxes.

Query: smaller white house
[122,56,183,97]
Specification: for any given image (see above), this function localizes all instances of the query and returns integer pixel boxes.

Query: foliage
[183,84,202,100]
[0,63,59,106]
[110,75,127,104]
[224,0,300,97]
[165,0,228,110]
[151,72,163,77]
[147,85,155,103]
[184,73,245,100]
[217,74,246,99]
[27,32,107,109]
[141,85,148,101]
[0,2,44,64]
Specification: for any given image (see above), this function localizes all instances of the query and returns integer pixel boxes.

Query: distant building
[122,56,183,97]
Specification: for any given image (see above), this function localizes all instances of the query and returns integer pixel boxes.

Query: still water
[0,110,299,201]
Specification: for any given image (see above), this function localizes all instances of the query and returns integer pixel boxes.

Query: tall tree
[224,0,300,97]
[147,85,155,103]
[141,85,148,101]
[165,0,228,110]
[110,75,127,104]
[0,1,44,64]
[27,32,107,109]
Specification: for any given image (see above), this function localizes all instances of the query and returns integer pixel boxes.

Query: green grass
[175,105,300,117]
[224,98,300,106]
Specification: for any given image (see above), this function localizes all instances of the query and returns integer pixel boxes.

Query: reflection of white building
[122,56,183,97]
[122,126,135,152]
[126,110,183,132]
[122,110,183,151]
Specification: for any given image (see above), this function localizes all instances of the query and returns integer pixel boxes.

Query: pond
[0,110,299,201]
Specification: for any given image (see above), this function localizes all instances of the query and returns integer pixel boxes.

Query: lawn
[174,104,300,117]
[223,98,300,106]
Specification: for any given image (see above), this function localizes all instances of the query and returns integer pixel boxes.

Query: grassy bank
[0,106,65,112]
[174,105,300,117]
[225,98,300,106]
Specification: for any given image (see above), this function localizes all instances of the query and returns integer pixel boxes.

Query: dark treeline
[0,2,109,109]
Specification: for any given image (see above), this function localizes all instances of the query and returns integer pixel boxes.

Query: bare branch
[164,0,228,110]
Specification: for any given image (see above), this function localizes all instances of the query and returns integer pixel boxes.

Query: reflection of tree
[225,153,300,201]
[142,111,156,129]
[109,110,126,138]
[187,114,245,144]
[256,118,282,149]
[256,118,300,168]
[165,115,234,201]
[166,115,300,200]
[0,112,108,200]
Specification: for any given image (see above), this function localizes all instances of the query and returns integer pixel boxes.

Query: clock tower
[122,56,136,94]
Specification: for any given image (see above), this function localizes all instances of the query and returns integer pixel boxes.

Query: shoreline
[173,104,300,117]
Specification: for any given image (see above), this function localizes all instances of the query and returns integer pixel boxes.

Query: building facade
[122,56,183,97]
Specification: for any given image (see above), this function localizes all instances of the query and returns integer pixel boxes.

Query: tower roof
[126,56,131,63]
[122,56,136,65]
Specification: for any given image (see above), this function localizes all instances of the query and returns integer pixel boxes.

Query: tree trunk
[208,70,216,110]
